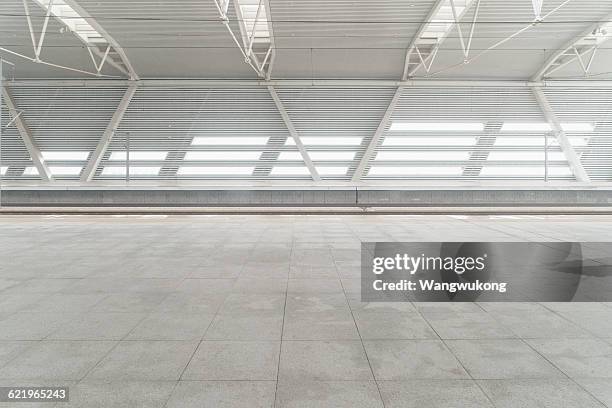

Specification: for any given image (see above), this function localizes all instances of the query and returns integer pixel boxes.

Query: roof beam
[5,79,612,88]
[267,86,320,181]
[532,87,590,182]
[531,11,612,80]
[1,86,53,182]
[80,85,137,182]
[351,87,403,181]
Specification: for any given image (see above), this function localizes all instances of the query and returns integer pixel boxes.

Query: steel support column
[532,87,590,182]
[267,86,320,181]
[351,87,403,181]
[1,86,52,182]
[80,85,138,182]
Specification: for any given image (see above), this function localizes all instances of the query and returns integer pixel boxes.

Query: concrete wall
[2,188,612,207]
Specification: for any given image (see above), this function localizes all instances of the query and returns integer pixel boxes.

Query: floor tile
[125,313,214,340]
[378,380,493,408]
[422,312,517,339]
[86,340,198,381]
[276,380,384,408]
[279,340,373,381]
[354,311,438,340]
[526,338,612,378]
[573,378,612,407]
[46,313,145,340]
[63,381,176,408]
[363,340,469,380]
[477,379,605,408]
[165,381,276,408]
[0,340,115,381]
[204,313,284,340]
[445,339,565,379]
[182,341,279,380]
[283,310,360,340]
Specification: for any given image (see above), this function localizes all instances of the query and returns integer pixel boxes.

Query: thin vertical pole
[125,132,130,183]
[544,132,548,182]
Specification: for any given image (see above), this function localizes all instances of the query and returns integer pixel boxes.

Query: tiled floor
[0,214,611,407]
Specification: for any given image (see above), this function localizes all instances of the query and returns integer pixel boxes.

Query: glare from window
[368,166,463,176]
[184,152,261,161]
[383,137,477,146]
[42,151,89,161]
[192,137,269,145]
[375,151,469,161]
[286,137,363,146]
[101,167,161,176]
[49,166,82,176]
[177,167,254,175]
[109,152,167,161]
[390,122,484,132]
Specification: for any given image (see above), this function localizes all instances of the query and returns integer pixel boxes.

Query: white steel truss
[1,86,53,181]
[532,12,612,80]
[0,0,137,79]
[213,0,275,78]
[404,0,479,79]
[422,0,574,78]
[532,87,590,182]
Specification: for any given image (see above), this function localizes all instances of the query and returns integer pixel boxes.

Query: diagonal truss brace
[532,87,590,182]
[81,85,137,182]
[268,86,320,181]
[1,86,53,181]
[352,87,403,181]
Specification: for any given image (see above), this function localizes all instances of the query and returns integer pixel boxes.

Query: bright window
[49,166,82,176]
[375,151,469,161]
[278,151,356,161]
[390,122,484,132]
[383,137,477,146]
[42,151,89,161]
[192,137,269,145]
[23,167,39,176]
[177,167,254,175]
[368,166,463,176]
[286,137,363,146]
[270,167,310,176]
[109,151,167,161]
[101,167,160,176]
[184,152,261,161]
[480,166,573,177]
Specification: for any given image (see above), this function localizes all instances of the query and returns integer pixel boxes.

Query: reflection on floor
[0,214,611,407]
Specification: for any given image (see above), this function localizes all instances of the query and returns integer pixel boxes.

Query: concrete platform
[0,214,611,407]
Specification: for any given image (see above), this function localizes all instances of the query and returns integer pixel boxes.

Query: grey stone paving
[0,214,611,407]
